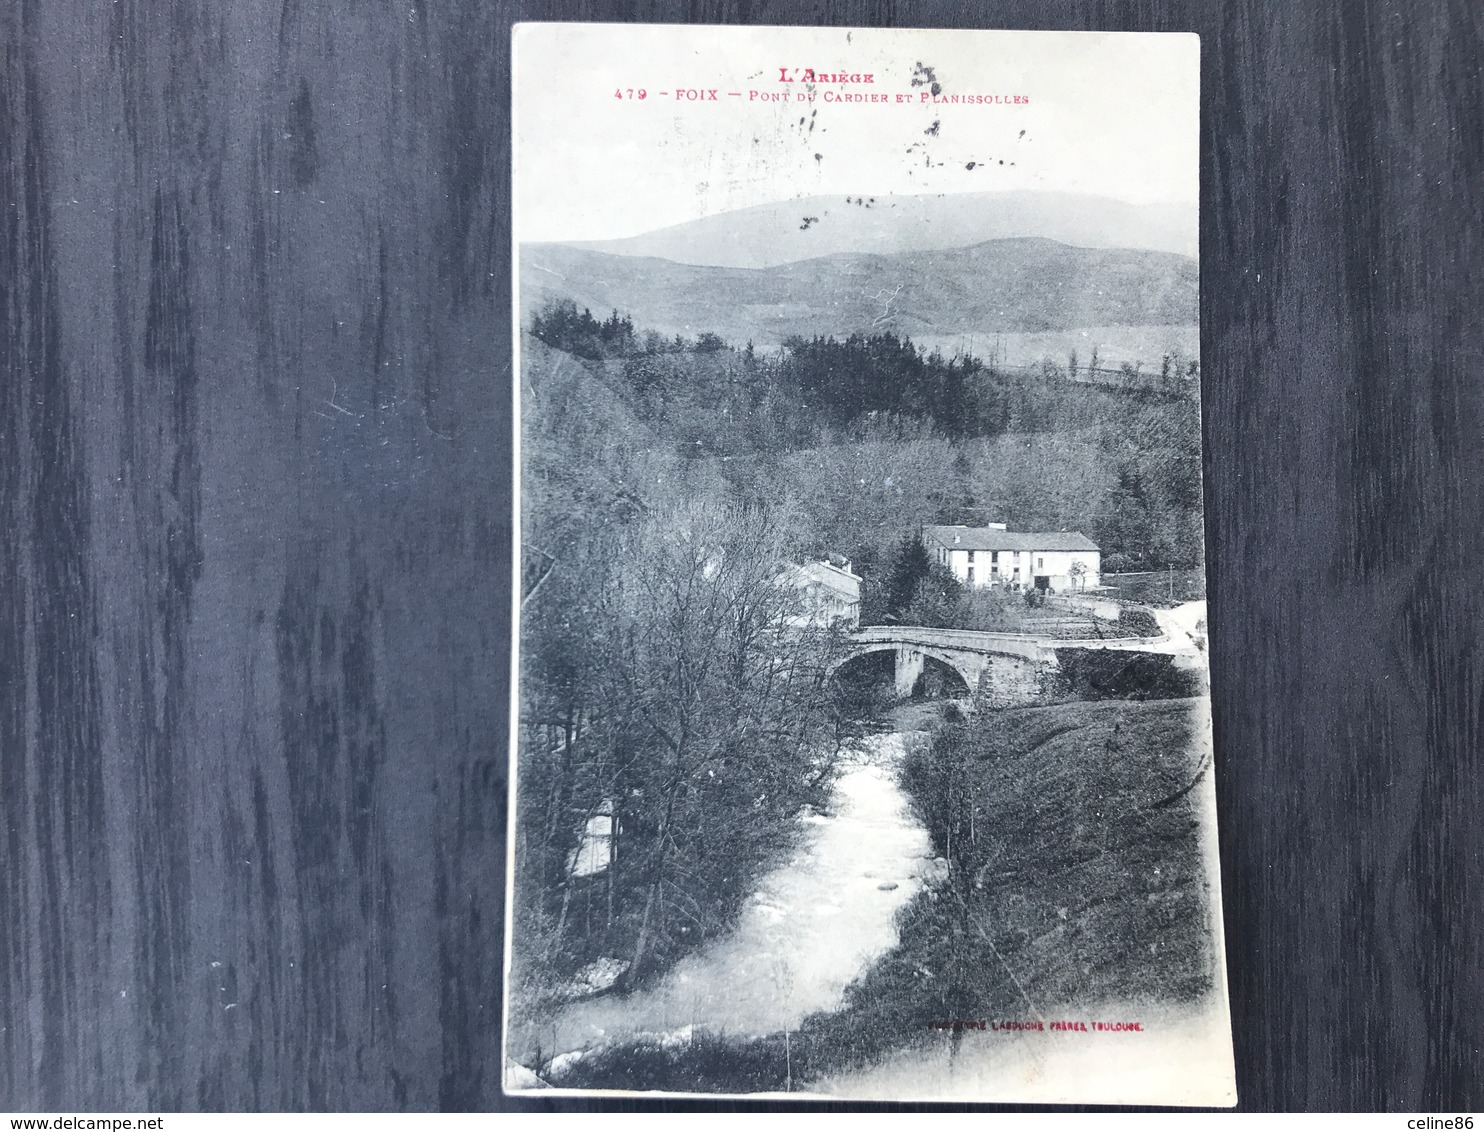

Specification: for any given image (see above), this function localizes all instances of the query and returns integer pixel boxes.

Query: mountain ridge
[520,236,1196,354]
[554,191,1196,268]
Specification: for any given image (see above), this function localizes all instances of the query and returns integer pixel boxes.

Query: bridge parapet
[853,625,1184,655]
[1051,634,1173,650]
[851,625,1058,663]
[837,625,1201,701]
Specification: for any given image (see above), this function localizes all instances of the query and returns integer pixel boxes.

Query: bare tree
[512,498,847,1010]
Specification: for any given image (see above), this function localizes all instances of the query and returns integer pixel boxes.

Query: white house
[783,558,862,629]
[924,524,1101,593]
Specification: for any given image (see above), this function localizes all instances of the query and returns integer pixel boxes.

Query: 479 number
[614,89,647,100]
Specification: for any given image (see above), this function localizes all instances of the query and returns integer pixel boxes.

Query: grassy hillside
[521,238,1196,351]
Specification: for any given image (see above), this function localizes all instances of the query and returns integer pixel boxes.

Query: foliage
[1116,606,1163,637]
[530,297,639,360]
[797,698,1217,1078]
[881,531,935,617]
[512,496,848,1036]
[1047,649,1206,701]
[556,698,1220,1091]
[512,298,1210,1044]
[531,304,1205,574]
[858,532,1023,632]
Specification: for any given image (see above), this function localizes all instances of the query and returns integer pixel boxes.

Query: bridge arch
[829,642,978,698]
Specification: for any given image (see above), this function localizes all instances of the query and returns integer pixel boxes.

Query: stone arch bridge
[832,625,1188,701]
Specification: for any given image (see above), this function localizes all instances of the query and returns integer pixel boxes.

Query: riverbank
[822,698,1217,1074]
[545,695,1220,1095]
[516,729,936,1084]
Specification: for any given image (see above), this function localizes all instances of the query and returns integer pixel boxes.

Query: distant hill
[912,324,1200,372]
[562,191,1196,268]
[520,238,1196,351]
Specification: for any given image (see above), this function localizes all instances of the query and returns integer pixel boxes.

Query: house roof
[783,560,862,599]
[924,525,1100,553]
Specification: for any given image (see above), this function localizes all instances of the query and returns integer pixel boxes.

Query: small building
[924,524,1100,593]
[783,557,862,629]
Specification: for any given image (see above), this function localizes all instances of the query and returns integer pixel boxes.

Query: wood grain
[2,0,1479,1113]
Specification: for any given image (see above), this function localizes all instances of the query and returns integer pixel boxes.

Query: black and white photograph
[4,0,1481,1116]
[506,25,1235,1103]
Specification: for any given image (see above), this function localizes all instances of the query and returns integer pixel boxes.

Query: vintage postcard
[505,24,1234,1104]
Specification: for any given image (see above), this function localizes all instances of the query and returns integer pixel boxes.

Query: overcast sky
[514,25,1199,244]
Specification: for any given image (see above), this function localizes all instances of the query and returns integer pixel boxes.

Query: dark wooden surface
[2,0,1479,1113]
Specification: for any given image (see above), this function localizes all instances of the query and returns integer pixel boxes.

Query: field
[1101,568,1208,607]
[913,323,1200,375]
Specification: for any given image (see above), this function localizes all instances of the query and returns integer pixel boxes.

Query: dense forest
[527,297,1203,577]
[511,297,1208,1044]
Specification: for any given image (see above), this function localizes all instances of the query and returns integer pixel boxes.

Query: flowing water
[528,729,937,1066]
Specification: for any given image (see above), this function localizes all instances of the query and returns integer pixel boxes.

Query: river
[525,724,939,1073]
